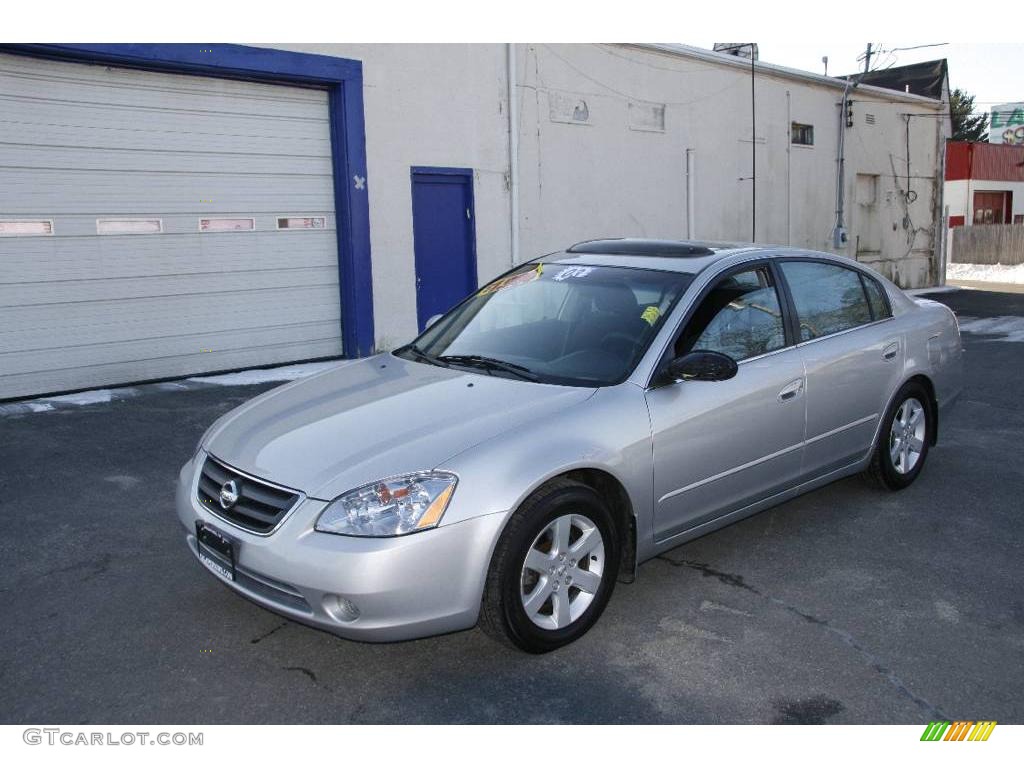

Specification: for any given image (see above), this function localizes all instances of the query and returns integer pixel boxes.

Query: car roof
[539,238,764,274]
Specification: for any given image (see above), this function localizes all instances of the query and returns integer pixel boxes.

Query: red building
[945,141,1024,227]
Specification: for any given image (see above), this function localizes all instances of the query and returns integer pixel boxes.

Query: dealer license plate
[195,522,236,581]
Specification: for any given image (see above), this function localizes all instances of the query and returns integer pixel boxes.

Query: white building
[0,43,948,400]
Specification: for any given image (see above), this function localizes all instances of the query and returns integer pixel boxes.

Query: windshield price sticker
[553,266,594,281]
[641,305,662,326]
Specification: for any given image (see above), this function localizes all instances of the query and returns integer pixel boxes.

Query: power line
[887,42,949,53]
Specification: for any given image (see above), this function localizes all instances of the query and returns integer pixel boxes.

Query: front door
[411,167,477,330]
[972,191,1009,224]
[646,263,807,542]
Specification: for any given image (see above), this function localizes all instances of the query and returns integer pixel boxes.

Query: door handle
[882,341,899,361]
[778,379,804,402]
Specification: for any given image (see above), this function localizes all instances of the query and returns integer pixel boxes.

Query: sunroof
[566,239,716,257]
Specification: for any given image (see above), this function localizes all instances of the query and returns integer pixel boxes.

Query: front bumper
[176,453,507,642]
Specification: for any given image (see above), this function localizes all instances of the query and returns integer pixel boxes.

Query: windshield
[396,262,693,386]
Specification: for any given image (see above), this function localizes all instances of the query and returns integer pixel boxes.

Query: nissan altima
[177,239,962,652]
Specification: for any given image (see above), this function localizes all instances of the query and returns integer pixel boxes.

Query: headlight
[315,472,458,537]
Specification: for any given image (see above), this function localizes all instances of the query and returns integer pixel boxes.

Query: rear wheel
[479,479,620,653]
[865,381,932,490]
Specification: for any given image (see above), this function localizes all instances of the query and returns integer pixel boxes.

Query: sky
[753,43,1024,113]
[4,1,1021,119]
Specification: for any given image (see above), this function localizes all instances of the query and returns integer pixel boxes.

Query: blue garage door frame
[0,43,375,358]
[410,167,478,331]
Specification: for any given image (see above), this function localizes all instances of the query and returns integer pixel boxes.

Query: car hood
[203,354,596,500]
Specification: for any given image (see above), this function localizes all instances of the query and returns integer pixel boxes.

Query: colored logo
[920,721,997,742]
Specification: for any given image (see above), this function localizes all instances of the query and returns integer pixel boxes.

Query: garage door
[0,53,343,400]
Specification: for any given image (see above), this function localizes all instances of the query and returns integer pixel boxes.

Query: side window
[779,261,873,341]
[861,274,891,320]
[676,266,787,362]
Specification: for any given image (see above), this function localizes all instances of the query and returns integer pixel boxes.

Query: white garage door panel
[2,338,345,400]
[5,320,342,376]
[0,57,327,116]
[0,265,339,307]
[0,53,344,399]
[3,106,333,155]
[1,285,342,347]
[2,169,336,214]
[0,146,332,176]
[2,230,338,281]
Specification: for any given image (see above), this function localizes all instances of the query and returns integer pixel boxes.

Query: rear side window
[779,261,873,341]
[861,275,891,320]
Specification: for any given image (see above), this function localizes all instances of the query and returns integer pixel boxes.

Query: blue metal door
[411,167,477,330]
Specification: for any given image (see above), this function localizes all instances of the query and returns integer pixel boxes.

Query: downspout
[966,142,974,227]
[507,43,520,266]
[786,89,792,245]
[934,112,947,286]
[832,77,860,251]
[685,149,696,239]
[750,52,756,242]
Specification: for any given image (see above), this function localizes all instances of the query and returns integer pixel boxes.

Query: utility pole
[863,43,873,74]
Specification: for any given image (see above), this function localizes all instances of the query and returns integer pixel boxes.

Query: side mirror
[424,313,444,330]
[663,350,738,383]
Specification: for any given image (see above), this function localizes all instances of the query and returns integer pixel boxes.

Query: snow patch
[187,361,341,386]
[956,315,1024,342]
[2,361,344,417]
[947,262,1024,285]
[0,387,132,415]
[44,389,117,405]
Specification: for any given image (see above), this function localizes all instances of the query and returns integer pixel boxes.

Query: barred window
[791,122,814,146]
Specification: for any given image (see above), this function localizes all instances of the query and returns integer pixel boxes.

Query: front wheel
[479,479,620,653]
[865,381,933,490]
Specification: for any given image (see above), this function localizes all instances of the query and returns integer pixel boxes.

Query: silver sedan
[176,239,963,652]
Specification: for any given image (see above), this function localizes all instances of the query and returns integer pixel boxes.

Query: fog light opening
[323,594,361,623]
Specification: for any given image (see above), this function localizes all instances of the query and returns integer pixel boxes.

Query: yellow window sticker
[641,305,661,326]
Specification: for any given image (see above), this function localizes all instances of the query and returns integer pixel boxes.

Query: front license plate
[196,522,236,581]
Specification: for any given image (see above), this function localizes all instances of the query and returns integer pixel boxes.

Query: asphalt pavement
[1,287,1021,724]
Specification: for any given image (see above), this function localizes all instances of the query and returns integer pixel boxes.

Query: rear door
[646,262,806,541]
[410,167,477,330]
[777,259,902,478]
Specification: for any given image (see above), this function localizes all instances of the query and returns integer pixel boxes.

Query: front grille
[197,455,299,534]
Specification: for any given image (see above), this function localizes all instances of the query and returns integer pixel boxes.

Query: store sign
[989,102,1024,145]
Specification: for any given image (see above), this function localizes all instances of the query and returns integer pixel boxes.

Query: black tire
[864,380,933,491]
[479,478,620,653]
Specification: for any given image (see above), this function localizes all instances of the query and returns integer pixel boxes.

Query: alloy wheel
[519,513,605,630]
[889,397,927,474]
